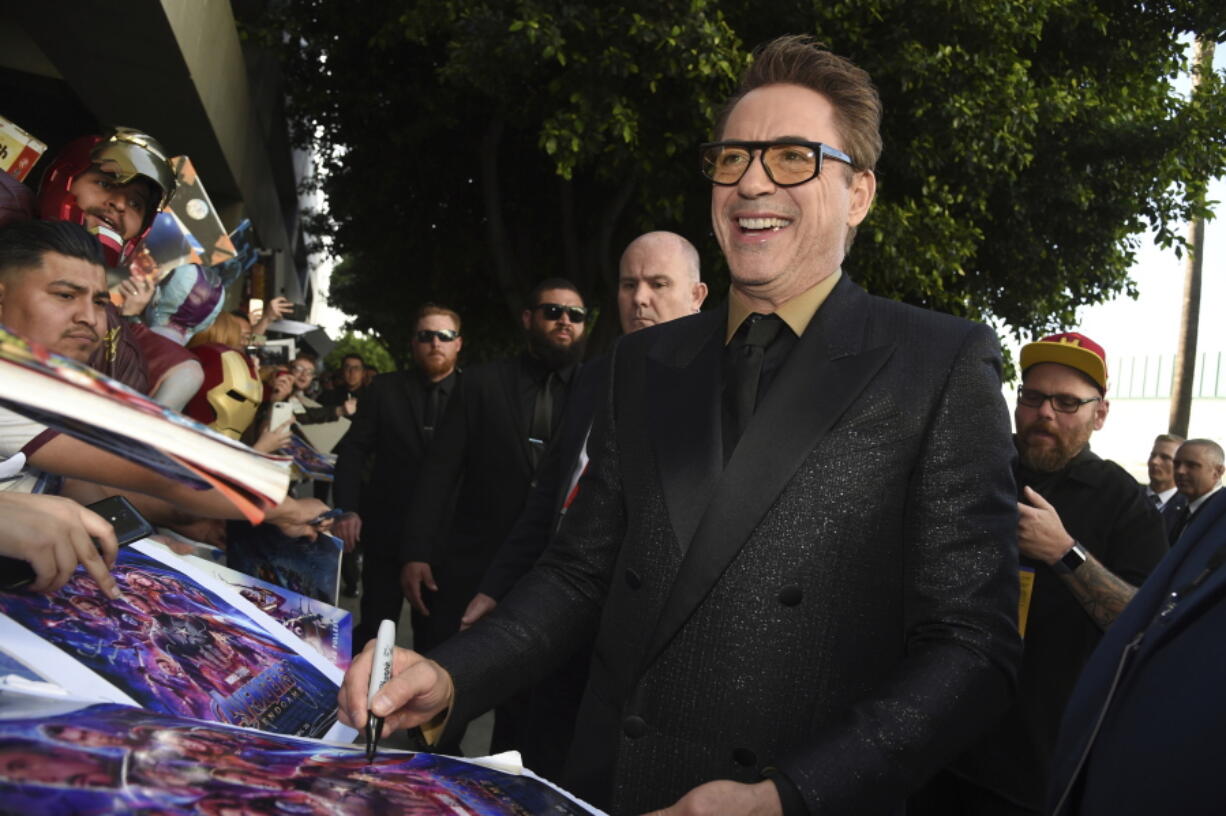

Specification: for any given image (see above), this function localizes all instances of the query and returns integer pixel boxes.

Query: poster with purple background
[0,543,346,739]
[187,555,352,670]
[0,694,603,816]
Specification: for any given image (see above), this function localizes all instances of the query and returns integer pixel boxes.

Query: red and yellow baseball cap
[1020,332,1108,394]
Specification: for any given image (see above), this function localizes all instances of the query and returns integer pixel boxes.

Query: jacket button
[732,747,757,767]
[625,568,642,590]
[778,586,803,606]
[623,715,647,739]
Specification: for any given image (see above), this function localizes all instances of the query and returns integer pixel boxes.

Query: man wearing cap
[915,332,1168,815]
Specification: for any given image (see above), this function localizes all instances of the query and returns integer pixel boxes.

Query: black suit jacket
[431,277,1022,814]
[333,370,450,547]
[478,354,610,601]
[1048,487,1226,815]
[402,355,553,578]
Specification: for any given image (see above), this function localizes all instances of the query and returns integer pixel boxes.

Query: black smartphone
[85,495,156,546]
[0,495,153,590]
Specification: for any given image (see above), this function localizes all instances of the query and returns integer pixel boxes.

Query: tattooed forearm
[1058,554,1138,630]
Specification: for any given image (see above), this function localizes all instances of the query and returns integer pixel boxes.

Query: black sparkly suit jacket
[431,276,1022,815]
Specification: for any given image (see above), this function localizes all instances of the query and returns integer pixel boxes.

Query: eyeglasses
[700,140,856,187]
[533,303,587,323]
[1016,387,1102,414]
[415,329,460,343]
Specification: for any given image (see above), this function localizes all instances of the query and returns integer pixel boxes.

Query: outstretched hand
[0,493,121,598]
[338,642,454,738]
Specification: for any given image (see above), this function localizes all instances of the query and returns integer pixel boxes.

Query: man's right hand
[401,561,437,615]
[338,641,454,737]
[460,592,497,630]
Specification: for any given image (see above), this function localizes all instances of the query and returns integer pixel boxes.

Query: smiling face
[712,83,875,306]
[0,250,108,362]
[290,357,316,391]
[69,167,153,244]
[1014,363,1108,472]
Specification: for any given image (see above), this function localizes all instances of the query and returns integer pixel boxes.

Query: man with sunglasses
[459,230,708,779]
[399,280,586,654]
[333,304,464,654]
[916,332,1166,815]
[341,37,1021,815]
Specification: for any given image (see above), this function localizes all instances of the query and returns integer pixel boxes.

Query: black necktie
[1150,492,1162,508]
[727,313,784,447]
[529,371,556,469]
[422,385,441,440]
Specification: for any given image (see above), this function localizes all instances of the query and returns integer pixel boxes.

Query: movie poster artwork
[226,522,343,606]
[282,432,336,482]
[0,545,343,739]
[187,556,352,670]
[0,698,604,816]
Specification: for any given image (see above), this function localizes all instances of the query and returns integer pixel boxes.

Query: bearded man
[332,304,464,652]
[914,332,1168,815]
[400,280,587,655]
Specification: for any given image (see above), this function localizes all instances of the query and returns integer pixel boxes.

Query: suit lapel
[647,308,727,556]
[641,279,895,673]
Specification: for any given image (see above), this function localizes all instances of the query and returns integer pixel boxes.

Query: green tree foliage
[324,331,397,374]
[258,1,1226,359]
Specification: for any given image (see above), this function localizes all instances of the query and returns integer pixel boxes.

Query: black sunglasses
[700,140,856,187]
[415,329,460,343]
[533,303,587,323]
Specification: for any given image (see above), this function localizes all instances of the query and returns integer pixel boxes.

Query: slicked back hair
[0,219,105,283]
[715,35,883,175]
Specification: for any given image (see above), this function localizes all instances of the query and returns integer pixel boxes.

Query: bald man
[462,230,707,774]
[617,231,707,332]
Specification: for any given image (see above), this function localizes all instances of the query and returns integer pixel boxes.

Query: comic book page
[0,692,607,815]
[0,542,349,740]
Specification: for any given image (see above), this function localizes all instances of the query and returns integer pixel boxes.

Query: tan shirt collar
[725,270,842,344]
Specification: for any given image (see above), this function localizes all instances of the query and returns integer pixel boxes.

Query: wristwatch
[1051,540,1089,574]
